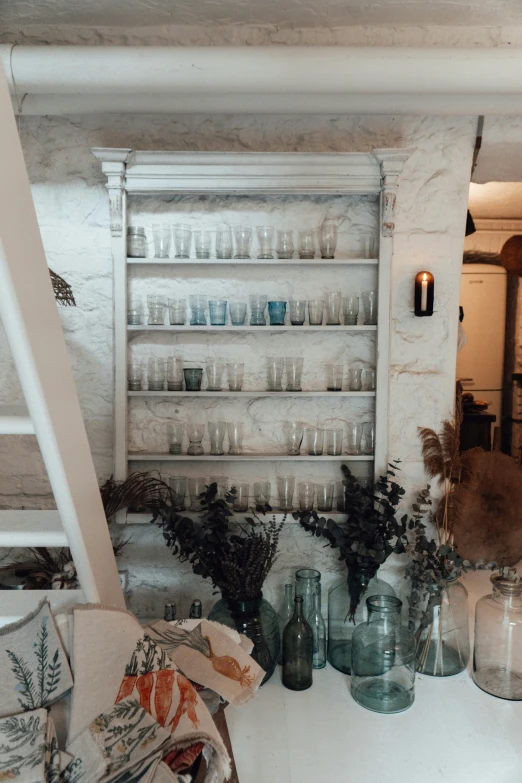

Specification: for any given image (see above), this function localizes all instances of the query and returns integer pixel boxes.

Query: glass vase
[328,569,396,674]
[208,594,280,685]
[410,579,469,677]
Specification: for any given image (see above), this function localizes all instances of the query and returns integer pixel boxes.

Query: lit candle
[421,272,428,312]
[414,271,434,316]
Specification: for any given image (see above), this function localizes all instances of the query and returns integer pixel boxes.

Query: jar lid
[128,226,146,235]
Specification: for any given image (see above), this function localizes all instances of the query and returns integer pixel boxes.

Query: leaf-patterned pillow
[0,599,73,718]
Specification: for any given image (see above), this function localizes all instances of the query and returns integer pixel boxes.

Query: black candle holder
[414,271,434,317]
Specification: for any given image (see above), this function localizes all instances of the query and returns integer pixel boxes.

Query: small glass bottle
[473,571,522,700]
[282,596,313,691]
[164,601,176,622]
[277,584,295,664]
[351,595,415,714]
[190,599,203,619]
[311,584,327,670]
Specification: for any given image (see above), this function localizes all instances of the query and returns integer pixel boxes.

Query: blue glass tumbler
[268,301,287,326]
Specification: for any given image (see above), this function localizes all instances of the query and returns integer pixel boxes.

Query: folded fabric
[0,707,49,783]
[144,620,264,707]
[152,761,189,783]
[0,600,73,718]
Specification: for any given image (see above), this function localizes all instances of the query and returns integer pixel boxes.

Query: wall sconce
[414,271,434,316]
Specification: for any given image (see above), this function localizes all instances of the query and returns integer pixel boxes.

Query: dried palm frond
[50,269,75,307]
[100,471,173,521]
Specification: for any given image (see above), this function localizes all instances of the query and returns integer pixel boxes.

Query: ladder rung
[0,589,85,627]
[0,405,34,434]
[0,510,68,547]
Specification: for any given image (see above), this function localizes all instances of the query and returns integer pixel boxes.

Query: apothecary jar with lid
[473,572,522,700]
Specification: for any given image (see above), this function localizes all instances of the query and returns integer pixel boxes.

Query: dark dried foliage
[100,471,173,520]
[50,270,75,307]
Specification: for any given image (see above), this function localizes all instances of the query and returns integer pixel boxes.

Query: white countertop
[226,571,522,783]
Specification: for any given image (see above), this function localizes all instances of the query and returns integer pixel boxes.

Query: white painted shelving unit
[93,148,409,523]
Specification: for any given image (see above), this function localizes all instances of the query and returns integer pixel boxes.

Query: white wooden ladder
[0,64,124,624]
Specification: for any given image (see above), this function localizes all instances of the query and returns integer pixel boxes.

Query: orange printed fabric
[144,620,264,707]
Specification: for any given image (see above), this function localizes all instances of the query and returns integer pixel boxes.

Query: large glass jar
[351,595,415,714]
[208,594,279,685]
[411,578,469,676]
[473,573,522,700]
[328,569,396,674]
[127,226,147,257]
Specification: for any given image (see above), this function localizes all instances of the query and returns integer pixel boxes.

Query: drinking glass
[308,298,324,326]
[232,483,249,512]
[208,421,226,456]
[206,357,224,391]
[361,421,375,455]
[277,476,295,511]
[168,298,186,325]
[298,230,315,259]
[346,422,363,455]
[167,355,183,391]
[227,421,244,455]
[167,423,184,454]
[336,481,347,512]
[148,357,165,391]
[174,224,192,258]
[234,226,253,259]
[347,368,363,392]
[363,369,376,391]
[277,230,294,259]
[183,368,203,392]
[325,428,343,456]
[127,226,147,258]
[325,291,342,325]
[128,359,142,391]
[343,295,359,326]
[257,226,275,259]
[298,481,315,511]
[189,476,208,511]
[229,302,247,326]
[250,294,268,326]
[209,299,227,326]
[319,222,337,259]
[289,299,306,325]
[267,357,284,391]
[361,234,377,258]
[194,229,212,259]
[306,428,324,456]
[152,224,171,258]
[326,364,343,391]
[316,482,334,512]
[254,481,271,505]
[147,295,165,326]
[268,301,287,326]
[285,357,303,391]
[169,476,187,511]
[127,295,143,325]
[216,226,233,259]
[362,290,378,325]
[210,475,228,498]
[187,422,205,455]
[285,421,304,455]
[227,362,244,391]
[189,295,207,326]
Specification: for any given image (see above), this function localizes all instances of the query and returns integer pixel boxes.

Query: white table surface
[226,571,522,783]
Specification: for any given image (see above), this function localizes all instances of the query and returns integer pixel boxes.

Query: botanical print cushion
[0,600,73,718]
[0,707,49,783]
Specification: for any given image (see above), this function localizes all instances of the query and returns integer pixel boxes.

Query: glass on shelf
[326,364,343,391]
[208,421,226,456]
[194,229,212,259]
[289,299,306,325]
[347,368,363,392]
[336,481,347,512]
[169,475,187,511]
[206,357,225,391]
[229,302,247,326]
[256,226,275,259]
[187,422,205,455]
[128,359,143,391]
[168,298,186,326]
[152,224,171,258]
[325,290,342,325]
[318,221,337,259]
[227,421,244,455]
[362,290,378,325]
[232,483,249,512]
[277,475,295,511]
[298,481,315,511]
[209,299,227,326]
[343,295,359,326]
[308,298,324,326]
[210,475,228,498]
[346,421,363,455]
[189,295,207,326]
[285,357,303,392]
[306,427,324,456]
[249,295,268,326]
[325,428,343,456]
[167,423,184,454]
[346,234,377,259]
[216,226,233,259]
[254,481,271,505]
[183,368,203,392]
[226,362,244,391]
[363,368,376,391]
[267,356,284,391]
[285,421,304,456]
[277,230,294,260]
[298,230,315,259]
[174,224,192,259]
[315,482,334,512]
[234,226,253,259]
[167,356,183,391]
[127,295,143,325]
[361,421,375,455]
[268,301,287,326]
[148,357,165,391]
[189,476,208,511]
[147,295,165,326]
[127,226,147,258]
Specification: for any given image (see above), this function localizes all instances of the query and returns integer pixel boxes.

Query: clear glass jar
[127,226,147,257]
[351,595,415,714]
[411,578,469,677]
[328,569,396,674]
[473,573,522,700]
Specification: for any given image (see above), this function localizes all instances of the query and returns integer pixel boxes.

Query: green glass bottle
[282,596,313,691]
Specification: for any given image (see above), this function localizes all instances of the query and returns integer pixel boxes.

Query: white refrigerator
[457,263,507,424]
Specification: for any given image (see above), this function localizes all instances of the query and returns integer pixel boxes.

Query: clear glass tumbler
[229,302,247,326]
[336,481,347,512]
[232,483,250,512]
[167,355,183,391]
[189,476,208,511]
[346,422,363,455]
[308,298,324,326]
[285,421,304,455]
[234,226,253,259]
[257,226,275,259]
[306,428,324,456]
[289,299,307,325]
[285,357,304,391]
[363,369,376,391]
[206,357,224,391]
[194,229,212,259]
[167,423,184,454]
[147,295,165,326]
[152,224,171,258]
[227,362,244,391]
[316,482,334,512]
[128,359,142,391]
[277,230,294,259]
[210,475,229,499]
[189,295,207,326]
[298,230,315,259]
[183,368,203,392]
[209,299,227,326]
[267,357,285,391]
[169,476,187,511]
[254,481,271,505]
[326,364,343,391]
[168,298,186,326]
[347,368,363,392]
[362,290,378,325]
[174,224,192,259]
[227,421,244,455]
[298,481,315,511]
[277,476,295,511]
[343,295,359,326]
[148,357,165,391]
[319,222,337,259]
[325,291,342,325]
[361,421,375,455]
[187,422,205,455]
[127,295,143,325]
[208,421,226,456]
[127,226,147,258]
[325,428,343,456]
[216,226,233,259]
[268,301,287,326]
[250,295,268,326]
